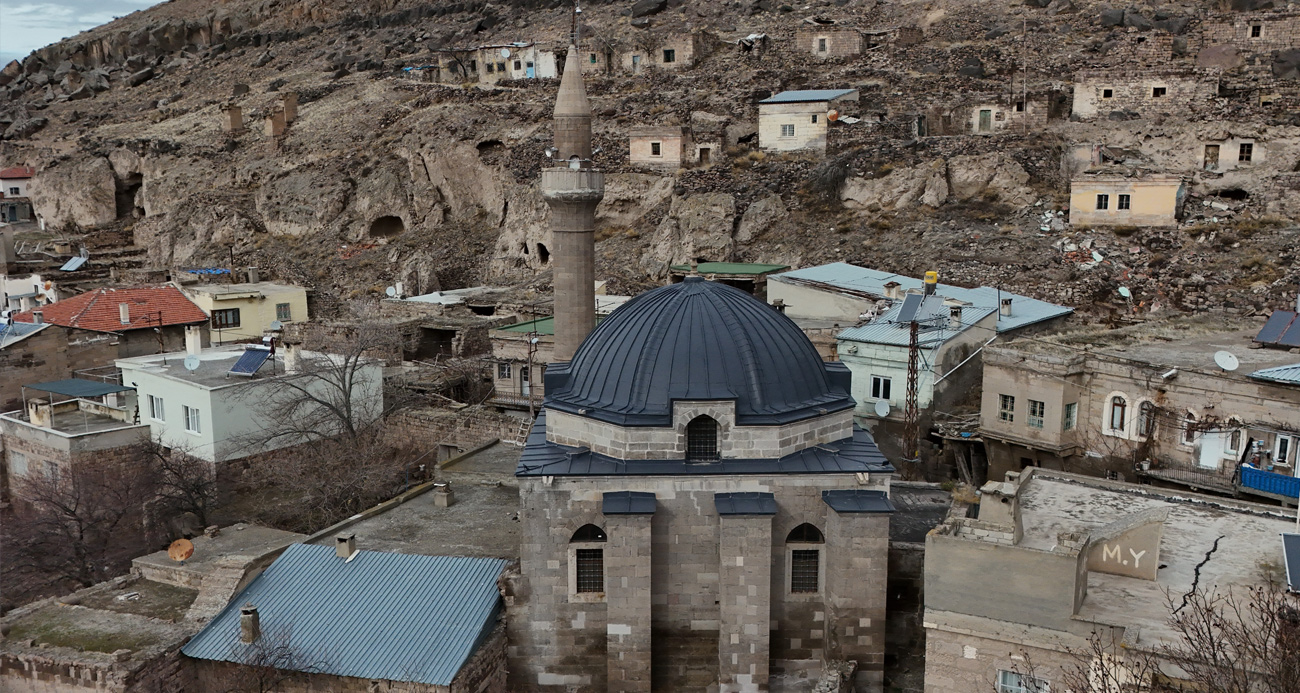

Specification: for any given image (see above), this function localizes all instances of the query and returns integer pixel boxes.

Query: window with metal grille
[275,303,292,321]
[999,394,1015,423]
[497,362,511,379]
[790,550,820,593]
[1239,142,1253,162]
[486,63,495,73]
[1118,194,1131,210]
[575,549,604,593]
[651,142,662,156]
[212,308,240,329]
[497,62,506,72]
[686,416,719,462]
[818,38,827,52]
[1028,400,1045,429]
[1096,194,1109,210]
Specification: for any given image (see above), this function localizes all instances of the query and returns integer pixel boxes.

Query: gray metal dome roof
[543,277,856,426]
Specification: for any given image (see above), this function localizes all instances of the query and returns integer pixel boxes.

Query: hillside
[1,0,1298,319]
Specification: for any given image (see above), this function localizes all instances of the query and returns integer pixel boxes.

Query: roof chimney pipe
[923,271,938,297]
[1000,297,1013,317]
[247,266,259,283]
[119,303,130,325]
[336,533,356,559]
[32,310,43,324]
[239,605,260,643]
[948,305,963,330]
[185,325,203,357]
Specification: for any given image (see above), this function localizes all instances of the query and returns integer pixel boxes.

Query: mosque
[503,43,894,693]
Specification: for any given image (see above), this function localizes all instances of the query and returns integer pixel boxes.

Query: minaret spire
[541,42,604,364]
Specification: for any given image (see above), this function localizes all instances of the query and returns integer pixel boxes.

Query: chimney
[948,305,963,329]
[394,282,404,298]
[119,303,130,325]
[239,605,260,643]
[32,310,43,324]
[185,325,203,356]
[1000,297,1013,317]
[923,271,938,296]
[772,298,786,313]
[284,342,302,373]
[27,399,52,428]
[336,533,356,559]
[247,266,259,283]
[883,281,901,300]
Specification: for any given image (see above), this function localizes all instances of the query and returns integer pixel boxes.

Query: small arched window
[570,524,606,594]
[1137,402,1156,438]
[1183,413,1198,445]
[686,415,719,462]
[1109,396,1127,432]
[787,523,824,593]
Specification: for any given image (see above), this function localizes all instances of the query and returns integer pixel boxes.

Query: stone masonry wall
[1071,70,1218,120]
[0,327,119,414]
[1202,12,1300,53]
[389,406,529,449]
[923,629,1076,693]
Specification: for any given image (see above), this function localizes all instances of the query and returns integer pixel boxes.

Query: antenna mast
[903,320,920,469]
[571,0,581,46]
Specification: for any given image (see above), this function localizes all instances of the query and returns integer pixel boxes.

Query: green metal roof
[669,262,790,275]
[497,315,607,336]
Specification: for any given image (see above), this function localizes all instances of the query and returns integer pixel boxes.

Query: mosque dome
[543,277,856,427]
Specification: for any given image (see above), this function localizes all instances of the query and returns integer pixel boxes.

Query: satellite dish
[1213,350,1239,372]
[1118,286,1131,298]
[269,320,284,331]
[168,538,194,563]
[183,355,201,372]
[826,109,839,122]
[385,286,397,297]
[873,400,890,417]
[500,48,511,58]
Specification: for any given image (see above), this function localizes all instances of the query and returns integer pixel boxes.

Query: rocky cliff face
[1,0,1297,317]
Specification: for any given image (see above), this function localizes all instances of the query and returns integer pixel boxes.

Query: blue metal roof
[182,544,507,686]
[837,295,997,347]
[602,491,657,514]
[0,321,49,349]
[1248,363,1300,386]
[26,378,134,398]
[773,262,1073,334]
[759,89,857,104]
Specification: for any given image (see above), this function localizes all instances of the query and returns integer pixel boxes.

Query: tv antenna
[1213,350,1239,372]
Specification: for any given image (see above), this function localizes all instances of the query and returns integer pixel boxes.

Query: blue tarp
[1240,464,1299,499]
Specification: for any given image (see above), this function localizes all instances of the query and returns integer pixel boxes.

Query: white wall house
[758,89,858,153]
[116,343,383,463]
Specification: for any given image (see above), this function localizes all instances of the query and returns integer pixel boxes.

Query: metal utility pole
[903,320,920,464]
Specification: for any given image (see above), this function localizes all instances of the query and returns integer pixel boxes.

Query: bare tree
[212,625,328,693]
[136,435,219,527]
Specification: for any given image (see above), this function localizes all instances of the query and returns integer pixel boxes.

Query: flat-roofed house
[758,89,859,153]
[1069,173,1186,227]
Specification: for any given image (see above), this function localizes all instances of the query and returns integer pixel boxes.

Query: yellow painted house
[182,282,308,344]
[1069,174,1186,227]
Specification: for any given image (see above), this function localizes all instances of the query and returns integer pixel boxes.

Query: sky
[0,0,163,66]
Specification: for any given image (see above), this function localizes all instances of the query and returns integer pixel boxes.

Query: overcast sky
[0,0,163,66]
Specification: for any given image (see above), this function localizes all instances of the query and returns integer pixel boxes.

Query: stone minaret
[542,45,604,363]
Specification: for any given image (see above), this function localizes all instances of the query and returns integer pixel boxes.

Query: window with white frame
[148,395,165,421]
[183,405,201,433]
[1063,403,1077,431]
[1225,429,1241,455]
[1028,400,1045,429]
[1278,435,1294,465]
[871,375,891,401]
[998,670,1048,693]
[497,362,511,379]
[999,394,1015,423]
[780,124,795,137]
[1109,396,1127,432]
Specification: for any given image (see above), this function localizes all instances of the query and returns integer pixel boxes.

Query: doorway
[520,365,530,397]
[698,147,711,166]
[1203,144,1220,171]
[631,55,642,73]
[1197,432,1222,470]
[915,115,927,137]
[978,109,992,132]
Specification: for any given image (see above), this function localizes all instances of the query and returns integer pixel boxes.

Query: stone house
[10,285,212,358]
[180,281,308,345]
[795,26,863,59]
[505,278,895,692]
[977,328,1300,488]
[621,32,713,73]
[628,126,694,168]
[183,544,508,693]
[1068,173,1185,227]
[0,320,120,413]
[474,43,559,84]
[1200,134,1262,172]
[758,89,859,153]
[0,165,34,223]
[1070,69,1219,120]
[1201,11,1300,54]
[924,468,1294,693]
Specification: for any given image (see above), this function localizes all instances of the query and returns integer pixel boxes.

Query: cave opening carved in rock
[370,215,405,238]
[115,173,144,219]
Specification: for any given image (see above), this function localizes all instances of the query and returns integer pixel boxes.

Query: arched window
[1109,396,1127,432]
[787,523,824,593]
[570,524,606,594]
[686,416,719,462]
[1137,402,1156,438]
[1183,413,1197,445]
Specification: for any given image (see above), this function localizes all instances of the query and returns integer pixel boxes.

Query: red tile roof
[11,286,209,333]
[0,166,35,179]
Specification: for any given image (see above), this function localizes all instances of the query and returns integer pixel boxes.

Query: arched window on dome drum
[570,524,606,594]
[787,523,824,593]
[686,416,719,462]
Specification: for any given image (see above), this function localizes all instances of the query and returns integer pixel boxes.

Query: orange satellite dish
[826,109,840,122]
[168,538,195,562]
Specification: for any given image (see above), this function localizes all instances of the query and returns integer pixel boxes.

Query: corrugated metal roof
[1248,362,1300,386]
[182,544,507,686]
[602,491,657,514]
[822,489,895,513]
[517,412,893,477]
[773,262,1073,333]
[837,295,996,347]
[668,262,791,275]
[26,378,134,398]
[759,89,857,104]
[0,321,49,349]
[714,492,777,515]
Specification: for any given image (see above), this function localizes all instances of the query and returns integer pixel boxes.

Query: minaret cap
[554,45,591,117]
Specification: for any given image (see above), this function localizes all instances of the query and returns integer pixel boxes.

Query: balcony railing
[1239,464,1299,500]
